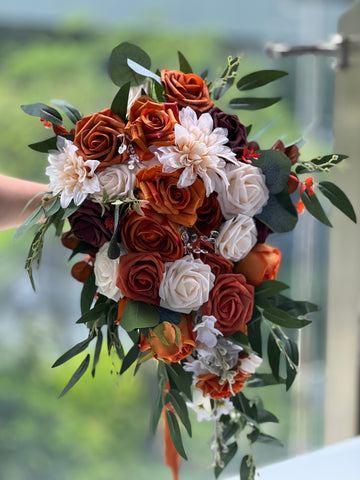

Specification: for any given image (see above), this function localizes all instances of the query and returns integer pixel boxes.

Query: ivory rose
[73,108,128,171]
[125,96,179,160]
[159,255,215,314]
[161,69,214,113]
[116,252,165,305]
[135,166,206,227]
[202,273,254,337]
[139,315,197,363]
[120,206,184,262]
[234,243,281,286]
[93,242,123,302]
[215,214,257,262]
[91,164,136,203]
[216,163,269,219]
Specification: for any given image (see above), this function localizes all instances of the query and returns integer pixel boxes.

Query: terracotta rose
[139,315,197,363]
[196,369,250,400]
[73,108,128,171]
[120,206,184,262]
[116,252,165,305]
[125,96,179,160]
[161,69,214,114]
[202,273,254,337]
[135,166,206,227]
[234,243,281,286]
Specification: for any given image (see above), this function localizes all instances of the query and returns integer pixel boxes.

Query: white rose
[159,255,215,314]
[215,214,257,262]
[216,163,269,219]
[91,164,136,203]
[94,242,123,301]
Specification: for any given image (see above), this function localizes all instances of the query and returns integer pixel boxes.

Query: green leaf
[229,97,281,110]
[246,124,252,136]
[151,365,167,434]
[58,354,90,398]
[256,189,298,233]
[92,329,103,377]
[107,203,121,259]
[178,51,193,73]
[13,205,44,241]
[44,197,61,217]
[285,337,299,391]
[120,300,159,331]
[51,99,82,124]
[253,149,291,194]
[295,154,348,174]
[301,191,332,227]
[109,42,151,87]
[257,408,279,424]
[246,373,286,388]
[165,363,192,401]
[21,102,63,125]
[264,307,311,329]
[276,296,319,316]
[110,82,131,121]
[267,333,281,380]
[214,442,238,478]
[230,330,250,348]
[256,432,283,447]
[318,181,357,223]
[76,302,106,324]
[62,202,80,219]
[237,70,288,91]
[240,454,256,480]
[255,280,289,299]
[165,410,187,460]
[28,134,73,153]
[127,58,161,84]
[247,319,262,356]
[52,337,93,368]
[166,390,192,437]
[120,343,140,375]
[80,269,97,315]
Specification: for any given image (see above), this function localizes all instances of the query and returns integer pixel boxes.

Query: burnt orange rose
[196,369,250,399]
[120,206,184,262]
[135,166,206,227]
[140,315,197,363]
[116,252,165,305]
[194,192,223,236]
[202,273,254,337]
[73,108,128,171]
[161,69,214,114]
[234,243,281,286]
[125,96,179,161]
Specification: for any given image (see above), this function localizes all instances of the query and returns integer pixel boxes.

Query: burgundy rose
[193,240,233,277]
[68,200,114,249]
[208,107,248,157]
[194,192,224,236]
[272,139,300,165]
[116,252,165,305]
[255,218,272,244]
[202,273,254,337]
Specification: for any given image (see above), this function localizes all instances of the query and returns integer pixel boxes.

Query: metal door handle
[265,34,360,69]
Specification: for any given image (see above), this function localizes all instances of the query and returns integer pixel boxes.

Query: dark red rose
[194,192,224,236]
[68,200,114,249]
[272,139,300,165]
[192,240,233,277]
[208,107,248,157]
[255,218,272,244]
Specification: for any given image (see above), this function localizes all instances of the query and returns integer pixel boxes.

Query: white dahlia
[154,107,237,196]
[46,136,100,208]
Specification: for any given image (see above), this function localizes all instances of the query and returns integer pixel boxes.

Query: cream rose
[91,164,136,203]
[216,163,269,219]
[159,255,215,314]
[94,242,123,301]
[215,214,257,262]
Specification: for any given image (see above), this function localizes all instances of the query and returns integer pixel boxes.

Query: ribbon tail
[164,409,181,480]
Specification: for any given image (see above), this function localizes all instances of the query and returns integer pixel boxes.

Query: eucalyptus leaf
[127,58,161,84]
[120,343,140,375]
[80,269,97,315]
[158,306,182,325]
[256,189,298,233]
[165,363,192,401]
[76,302,106,324]
[284,337,299,391]
[237,70,288,91]
[240,454,256,480]
[295,154,348,174]
[21,102,63,125]
[301,191,332,227]
[246,373,286,388]
[110,82,131,121]
[166,390,192,437]
[212,56,240,101]
[13,205,44,241]
[247,318,262,356]
[318,181,357,223]
[214,442,238,478]
[58,354,90,398]
[256,432,283,447]
[44,197,61,217]
[52,337,93,368]
[51,99,82,124]
[267,333,281,380]
[120,300,159,331]
[178,51,193,73]
[109,42,151,87]
[276,296,319,316]
[257,408,279,424]
[92,329,103,377]
[229,97,281,110]
[165,410,188,460]
[253,150,291,194]
[255,280,289,299]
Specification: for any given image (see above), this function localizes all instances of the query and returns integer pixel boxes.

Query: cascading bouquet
[17,42,356,480]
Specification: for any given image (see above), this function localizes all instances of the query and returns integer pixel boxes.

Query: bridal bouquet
[18,42,356,479]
